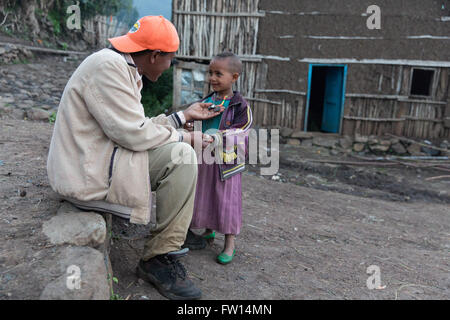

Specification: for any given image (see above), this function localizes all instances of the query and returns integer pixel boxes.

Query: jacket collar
[108,48,143,92]
[123,53,143,91]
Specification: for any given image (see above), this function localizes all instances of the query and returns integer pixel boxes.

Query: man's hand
[182,131,215,149]
[181,131,203,147]
[183,102,224,122]
[183,121,194,132]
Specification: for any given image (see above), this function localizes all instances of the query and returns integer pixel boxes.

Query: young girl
[187,52,253,264]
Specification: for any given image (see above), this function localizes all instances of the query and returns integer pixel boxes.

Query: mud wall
[257,0,450,94]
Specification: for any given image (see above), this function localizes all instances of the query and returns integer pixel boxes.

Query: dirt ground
[1,56,449,300]
[108,145,450,300]
[1,120,449,300]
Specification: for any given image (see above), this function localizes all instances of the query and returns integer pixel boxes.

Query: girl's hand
[202,134,214,148]
[183,102,224,121]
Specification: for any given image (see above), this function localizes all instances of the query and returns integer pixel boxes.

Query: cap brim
[108,34,148,53]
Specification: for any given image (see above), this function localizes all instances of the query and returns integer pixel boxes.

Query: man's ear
[148,51,158,64]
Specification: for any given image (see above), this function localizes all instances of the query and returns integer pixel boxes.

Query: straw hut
[171,0,450,140]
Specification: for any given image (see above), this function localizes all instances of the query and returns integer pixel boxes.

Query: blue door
[321,67,344,133]
[305,65,347,133]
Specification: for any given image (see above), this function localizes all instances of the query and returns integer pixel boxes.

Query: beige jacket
[47,48,182,224]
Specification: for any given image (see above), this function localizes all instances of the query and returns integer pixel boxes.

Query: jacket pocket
[108,146,118,186]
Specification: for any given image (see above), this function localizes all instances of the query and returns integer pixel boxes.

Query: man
[47,16,222,300]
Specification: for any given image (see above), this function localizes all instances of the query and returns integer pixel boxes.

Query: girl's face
[208,58,238,96]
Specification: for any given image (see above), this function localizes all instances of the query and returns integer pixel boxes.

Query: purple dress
[190,92,252,235]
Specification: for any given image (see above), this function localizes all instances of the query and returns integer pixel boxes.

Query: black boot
[136,248,202,300]
[182,230,207,250]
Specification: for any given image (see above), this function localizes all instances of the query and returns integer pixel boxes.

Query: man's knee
[169,142,198,168]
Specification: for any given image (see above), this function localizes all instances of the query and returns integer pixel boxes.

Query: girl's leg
[223,234,236,256]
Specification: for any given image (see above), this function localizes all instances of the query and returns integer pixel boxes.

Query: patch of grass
[12,58,30,65]
[0,26,14,37]
[108,274,123,300]
[48,111,57,124]
[48,10,62,35]
[110,230,121,241]
[34,7,44,18]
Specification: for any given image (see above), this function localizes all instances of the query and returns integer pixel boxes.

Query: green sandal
[217,250,236,265]
[203,231,215,240]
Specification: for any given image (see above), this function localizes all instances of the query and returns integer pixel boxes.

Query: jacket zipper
[219,102,240,130]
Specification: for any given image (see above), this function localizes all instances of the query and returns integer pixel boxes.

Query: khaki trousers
[142,142,198,260]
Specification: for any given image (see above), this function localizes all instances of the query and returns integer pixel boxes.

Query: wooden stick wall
[173,0,260,57]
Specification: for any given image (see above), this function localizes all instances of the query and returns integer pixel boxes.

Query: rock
[40,93,51,101]
[19,48,33,59]
[0,105,25,120]
[421,145,440,156]
[390,138,400,145]
[286,138,301,146]
[369,144,390,153]
[291,131,313,139]
[391,142,407,155]
[354,134,369,143]
[330,149,340,156]
[353,143,366,152]
[301,139,313,147]
[3,44,17,53]
[280,127,294,138]
[26,108,50,121]
[315,147,330,156]
[42,203,106,247]
[339,136,353,149]
[0,96,15,104]
[440,140,449,150]
[312,136,338,148]
[22,99,35,107]
[369,139,391,153]
[14,80,24,88]
[368,136,379,145]
[305,174,327,185]
[40,246,110,300]
[407,143,422,156]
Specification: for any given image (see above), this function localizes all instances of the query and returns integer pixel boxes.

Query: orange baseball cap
[108,16,179,53]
